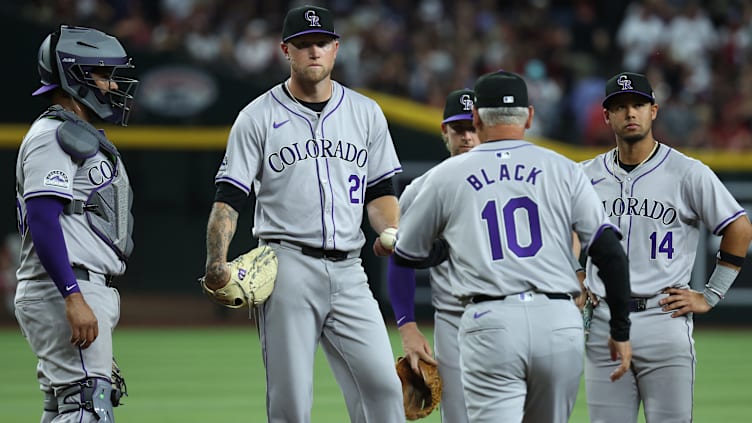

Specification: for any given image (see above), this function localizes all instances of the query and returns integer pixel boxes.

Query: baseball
[380,227,398,250]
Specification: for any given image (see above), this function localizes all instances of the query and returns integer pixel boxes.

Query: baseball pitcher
[201,6,404,422]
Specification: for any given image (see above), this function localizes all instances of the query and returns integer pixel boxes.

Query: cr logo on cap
[305,10,322,27]
[617,75,633,91]
[460,94,473,111]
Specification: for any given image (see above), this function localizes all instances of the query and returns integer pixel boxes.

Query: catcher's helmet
[33,25,139,126]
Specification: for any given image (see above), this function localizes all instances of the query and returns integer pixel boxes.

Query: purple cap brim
[283,30,340,42]
[442,113,473,124]
[31,84,58,96]
[602,90,654,107]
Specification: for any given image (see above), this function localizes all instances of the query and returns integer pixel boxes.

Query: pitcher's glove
[199,245,278,308]
[395,356,442,420]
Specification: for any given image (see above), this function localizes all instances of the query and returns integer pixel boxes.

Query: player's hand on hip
[607,337,632,382]
[660,287,711,317]
[575,286,595,310]
[64,293,99,349]
[398,322,437,372]
[203,262,231,290]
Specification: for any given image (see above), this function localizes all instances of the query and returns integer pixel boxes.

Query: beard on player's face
[621,131,646,144]
[292,63,332,84]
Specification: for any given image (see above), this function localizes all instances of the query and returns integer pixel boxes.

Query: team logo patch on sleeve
[43,170,70,188]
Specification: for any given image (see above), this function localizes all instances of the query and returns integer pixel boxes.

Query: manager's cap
[473,71,528,108]
[442,89,474,123]
[603,72,655,108]
[282,5,339,42]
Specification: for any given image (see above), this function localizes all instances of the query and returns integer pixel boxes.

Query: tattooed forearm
[205,202,239,276]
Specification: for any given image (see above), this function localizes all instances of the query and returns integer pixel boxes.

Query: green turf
[1,326,750,422]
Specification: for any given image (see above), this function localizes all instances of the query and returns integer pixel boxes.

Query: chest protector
[42,105,134,261]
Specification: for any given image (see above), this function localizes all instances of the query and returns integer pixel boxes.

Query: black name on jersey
[466,163,542,191]
[602,197,677,225]
[267,139,367,172]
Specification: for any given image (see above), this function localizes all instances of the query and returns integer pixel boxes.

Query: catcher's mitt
[199,245,278,308]
[395,357,442,420]
[111,357,127,407]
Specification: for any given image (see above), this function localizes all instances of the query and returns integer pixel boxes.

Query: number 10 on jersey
[481,197,543,260]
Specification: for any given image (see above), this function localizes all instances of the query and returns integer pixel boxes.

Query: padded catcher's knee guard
[57,377,115,422]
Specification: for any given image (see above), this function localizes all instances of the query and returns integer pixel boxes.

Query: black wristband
[717,249,745,267]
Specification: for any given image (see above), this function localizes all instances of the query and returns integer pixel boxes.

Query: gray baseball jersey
[399,170,463,314]
[216,79,404,422]
[581,143,745,297]
[216,80,401,251]
[15,118,127,280]
[395,139,616,422]
[581,143,746,423]
[396,140,615,298]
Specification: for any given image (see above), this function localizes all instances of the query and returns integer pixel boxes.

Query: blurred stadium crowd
[13,0,752,149]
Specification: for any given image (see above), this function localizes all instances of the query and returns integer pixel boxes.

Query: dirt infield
[118,293,256,326]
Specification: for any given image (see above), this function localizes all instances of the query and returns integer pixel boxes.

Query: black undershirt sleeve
[214,182,249,213]
[364,178,396,204]
[587,228,631,341]
[393,239,450,269]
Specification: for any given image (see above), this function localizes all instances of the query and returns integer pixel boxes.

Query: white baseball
[379,227,398,250]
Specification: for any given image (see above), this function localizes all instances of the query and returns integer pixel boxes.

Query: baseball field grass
[1,326,750,422]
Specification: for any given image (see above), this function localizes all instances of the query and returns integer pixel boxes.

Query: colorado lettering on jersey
[267,138,368,173]
[602,197,677,225]
[466,163,542,191]
[87,160,116,185]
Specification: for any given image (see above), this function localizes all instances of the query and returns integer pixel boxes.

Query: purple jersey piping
[584,223,621,251]
[79,348,88,378]
[394,247,430,261]
[323,161,336,249]
[684,316,696,421]
[713,210,746,235]
[600,151,618,179]
[214,176,250,194]
[369,167,402,186]
[23,190,74,200]
[625,147,671,255]
[259,304,270,420]
[271,88,328,245]
[320,85,345,249]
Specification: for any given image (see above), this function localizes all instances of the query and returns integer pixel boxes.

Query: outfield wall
[1,123,751,326]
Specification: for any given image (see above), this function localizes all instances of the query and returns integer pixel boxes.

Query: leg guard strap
[43,391,58,412]
[57,378,115,422]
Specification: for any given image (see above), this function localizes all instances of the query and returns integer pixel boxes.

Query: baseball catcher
[199,245,278,308]
[395,356,442,420]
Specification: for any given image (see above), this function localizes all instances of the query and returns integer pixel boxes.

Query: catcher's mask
[33,25,139,127]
